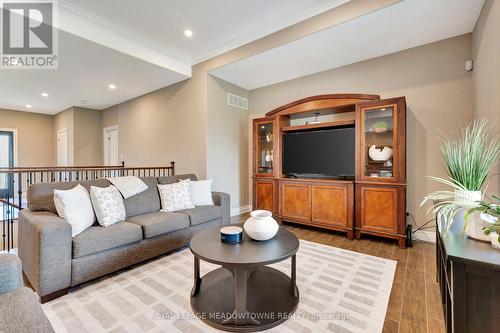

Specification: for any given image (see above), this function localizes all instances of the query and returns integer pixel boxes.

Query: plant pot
[490,231,500,250]
[454,189,482,205]
[244,210,279,241]
[464,211,491,242]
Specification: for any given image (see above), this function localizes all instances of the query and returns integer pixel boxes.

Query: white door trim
[103,125,119,166]
[0,127,18,167]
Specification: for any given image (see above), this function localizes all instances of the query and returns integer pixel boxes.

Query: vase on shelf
[244,210,279,241]
[368,145,393,161]
[455,189,489,241]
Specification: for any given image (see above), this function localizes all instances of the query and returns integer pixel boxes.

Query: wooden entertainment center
[252,94,408,247]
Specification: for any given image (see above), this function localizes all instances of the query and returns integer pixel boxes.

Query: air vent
[227,93,248,110]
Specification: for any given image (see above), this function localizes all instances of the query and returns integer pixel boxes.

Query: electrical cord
[409,213,435,233]
[407,212,436,243]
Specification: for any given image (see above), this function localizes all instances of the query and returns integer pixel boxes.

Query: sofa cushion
[157,174,197,184]
[127,212,190,238]
[177,205,222,226]
[72,222,142,258]
[28,179,111,213]
[123,177,160,218]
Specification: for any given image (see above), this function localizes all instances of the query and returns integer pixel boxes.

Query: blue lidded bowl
[220,226,243,244]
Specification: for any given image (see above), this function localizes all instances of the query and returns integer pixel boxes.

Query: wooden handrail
[0,198,22,210]
[0,161,175,174]
[0,161,125,171]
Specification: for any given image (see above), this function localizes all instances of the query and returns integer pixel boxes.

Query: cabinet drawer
[280,183,311,221]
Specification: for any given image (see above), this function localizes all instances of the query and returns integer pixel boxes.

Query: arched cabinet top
[265,93,380,117]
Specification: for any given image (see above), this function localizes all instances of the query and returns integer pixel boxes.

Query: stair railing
[0,161,175,252]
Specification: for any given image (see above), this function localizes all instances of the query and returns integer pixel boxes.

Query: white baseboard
[412,230,436,243]
[230,205,251,217]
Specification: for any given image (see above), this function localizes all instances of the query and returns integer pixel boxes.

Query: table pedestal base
[190,266,299,332]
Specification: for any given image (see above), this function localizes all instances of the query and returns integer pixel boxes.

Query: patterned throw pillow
[106,176,148,199]
[90,185,126,227]
[157,180,195,212]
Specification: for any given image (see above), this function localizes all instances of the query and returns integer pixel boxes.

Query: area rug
[42,240,396,333]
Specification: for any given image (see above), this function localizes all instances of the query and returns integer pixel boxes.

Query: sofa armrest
[18,209,72,297]
[212,192,230,226]
[0,253,22,294]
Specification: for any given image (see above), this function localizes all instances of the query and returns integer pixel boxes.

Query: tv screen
[282,127,355,178]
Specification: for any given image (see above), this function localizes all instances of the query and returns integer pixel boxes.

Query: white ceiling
[61,0,349,64]
[0,0,349,114]
[0,30,188,114]
[210,0,485,90]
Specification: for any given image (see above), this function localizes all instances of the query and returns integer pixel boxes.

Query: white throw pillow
[187,179,214,206]
[90,185,126,227]
[106,176,148,199]
[158,180,195,212]
[53,185,95,237]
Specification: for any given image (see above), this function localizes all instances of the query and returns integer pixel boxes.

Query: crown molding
[193,0,351,64]
[57,0,191,77]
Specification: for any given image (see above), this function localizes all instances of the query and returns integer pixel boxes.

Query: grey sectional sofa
[0,253,54,332]
[18,174,230,302]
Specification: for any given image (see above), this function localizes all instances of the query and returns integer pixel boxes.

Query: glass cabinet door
[255,120,275,176]
[362,106,396,180]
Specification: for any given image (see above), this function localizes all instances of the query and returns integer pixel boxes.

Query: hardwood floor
[232,213,445,333]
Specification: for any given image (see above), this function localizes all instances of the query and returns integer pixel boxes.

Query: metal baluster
[17,173,22,209]
[9,196,13,252]
[6,197,10,251]
[2,197,6,251]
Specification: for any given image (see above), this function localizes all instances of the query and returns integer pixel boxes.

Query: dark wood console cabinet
[252,94,407,247]
[437,217,500,333]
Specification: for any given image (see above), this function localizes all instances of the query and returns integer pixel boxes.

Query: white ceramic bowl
[244,210,279,241]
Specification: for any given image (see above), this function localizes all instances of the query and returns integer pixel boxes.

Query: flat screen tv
[282,126,355,178]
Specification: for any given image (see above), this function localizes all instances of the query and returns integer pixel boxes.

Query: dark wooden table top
[440,215,500,270]
[190,224,299,267]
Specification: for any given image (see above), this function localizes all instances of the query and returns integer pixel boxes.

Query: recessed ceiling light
[184,29,193,37]
[26,104,32,108]
[41,92,48,97]
[108,84,116,90]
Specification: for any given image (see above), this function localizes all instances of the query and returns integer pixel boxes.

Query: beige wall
[54,107,75,165]
[73,107,103,165]
[472,0,500,194]
[102,73,206,175]
[54,107,105,166]
[207,75,249,210]
[249,34,474,226]
[99,0,395,202]
[0,108,55,166]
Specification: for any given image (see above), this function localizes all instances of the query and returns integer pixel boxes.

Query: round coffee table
[189,224,299,332]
